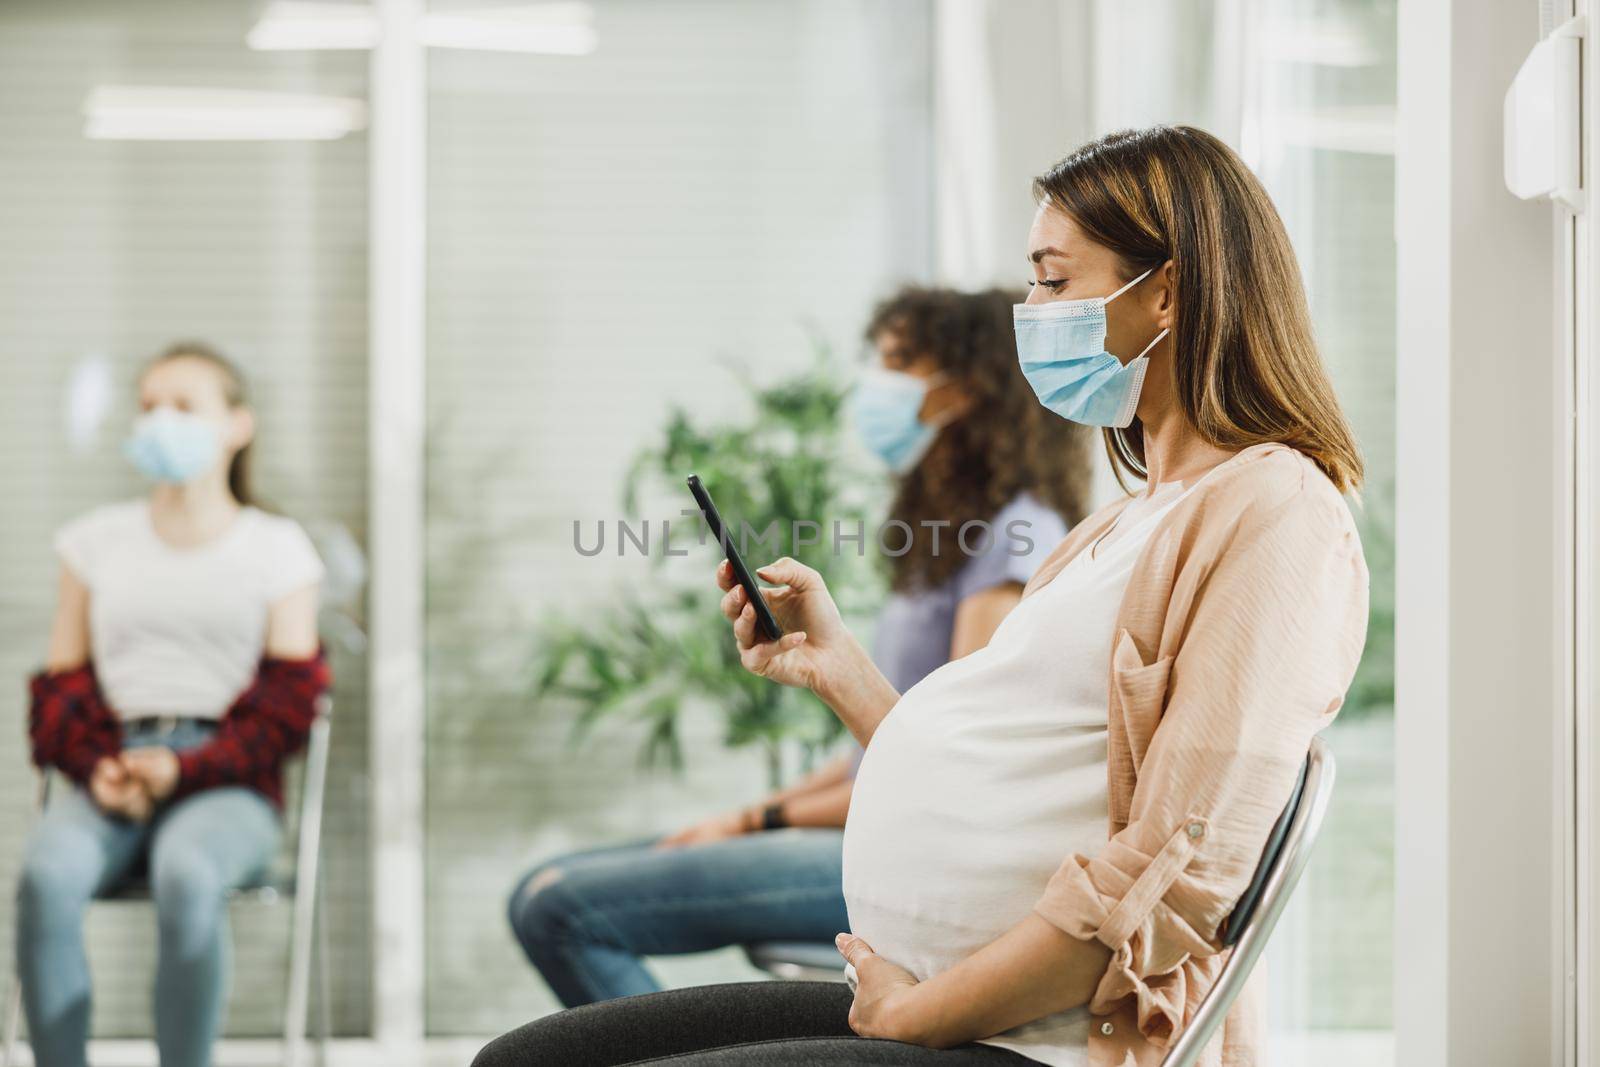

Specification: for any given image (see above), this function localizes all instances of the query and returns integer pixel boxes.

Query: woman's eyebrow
[1029,246,1070,264]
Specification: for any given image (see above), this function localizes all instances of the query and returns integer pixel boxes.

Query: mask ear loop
[1107,328,1171,430]
[1103,266,1156,305]
[1132,328,1170,361]
[1107,265,1169,368]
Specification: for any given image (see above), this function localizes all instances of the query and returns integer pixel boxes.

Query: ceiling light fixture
[247,1,597,56]
[246,1,379,51]
[83,86,368,141]
[419,4,596,55]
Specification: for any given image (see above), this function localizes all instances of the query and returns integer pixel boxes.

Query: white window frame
[367,0,428,1049]
[1393,0,1452,1057]
[1575,0,1598,1059]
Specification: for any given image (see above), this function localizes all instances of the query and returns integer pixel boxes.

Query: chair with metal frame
[1,698,335,1067]
[742,735,1337,1067]
[741,939,851,982]
[1159,734,1334,1066]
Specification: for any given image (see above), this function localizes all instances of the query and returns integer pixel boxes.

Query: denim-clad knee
[16,848,95,933]
[509,861,583,949]
[151,841,227,949]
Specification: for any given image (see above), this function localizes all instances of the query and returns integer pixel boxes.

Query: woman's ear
[1154,259,1178,330]
[922,380,975,426]
[229,406,256,451]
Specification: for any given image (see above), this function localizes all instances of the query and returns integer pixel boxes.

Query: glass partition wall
[421,0,935,1033]
[0,0,373,1040]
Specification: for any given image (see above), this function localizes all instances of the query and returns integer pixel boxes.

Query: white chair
[742,735,1336,1067]
[2,700,334,1067]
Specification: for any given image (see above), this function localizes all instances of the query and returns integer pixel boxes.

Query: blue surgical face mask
[849,367,951,473]
[1012,268,1170,428]
[123,408,222,484]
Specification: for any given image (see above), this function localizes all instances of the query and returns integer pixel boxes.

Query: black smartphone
[686,474,784,642]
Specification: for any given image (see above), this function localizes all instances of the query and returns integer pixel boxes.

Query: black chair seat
[742,940,846,976]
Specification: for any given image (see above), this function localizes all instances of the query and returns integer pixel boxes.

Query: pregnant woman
[18,342,329,1067]
[476,125,1370,1066]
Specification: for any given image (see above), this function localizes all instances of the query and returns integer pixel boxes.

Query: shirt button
[1100,1021,1114,1036]
[1187,822,1204,839]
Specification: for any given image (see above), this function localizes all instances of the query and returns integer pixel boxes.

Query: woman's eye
[1029,278,1068,292]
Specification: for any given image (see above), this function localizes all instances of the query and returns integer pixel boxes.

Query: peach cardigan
[1020,443,1369,1066]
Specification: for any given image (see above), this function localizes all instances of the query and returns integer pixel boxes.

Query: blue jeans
[508,829,849,1007]
[14,720,280,1067]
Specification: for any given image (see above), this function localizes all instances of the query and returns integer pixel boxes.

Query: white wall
[1395,0,1559,1063]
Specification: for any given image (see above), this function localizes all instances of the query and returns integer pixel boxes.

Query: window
[421,0,934,1032]
[0,0,372,1036]
[1089,0,1398,1060]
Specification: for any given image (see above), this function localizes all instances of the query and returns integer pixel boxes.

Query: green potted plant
[532,353,884,788]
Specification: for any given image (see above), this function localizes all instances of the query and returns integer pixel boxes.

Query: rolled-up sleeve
[1032,484,1370,1043]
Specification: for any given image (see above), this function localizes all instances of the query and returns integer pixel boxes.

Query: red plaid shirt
[28,650,330,809]
[26,663,120,785]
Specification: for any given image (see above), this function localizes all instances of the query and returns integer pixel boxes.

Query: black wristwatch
[760,801,789,831]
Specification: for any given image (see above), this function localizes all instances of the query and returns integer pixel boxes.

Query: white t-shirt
[842,480,1193,1066]
[55,500,325,720]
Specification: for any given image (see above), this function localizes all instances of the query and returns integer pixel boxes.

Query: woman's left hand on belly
[835,932,927,1045]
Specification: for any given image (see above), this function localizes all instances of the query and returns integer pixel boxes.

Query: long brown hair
[1032,126,1363,492]
[145,341,256,506]
[865,287,1094,592]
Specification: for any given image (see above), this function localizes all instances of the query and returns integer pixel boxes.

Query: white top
[55,500,325,719]
[842,480,1193,1066]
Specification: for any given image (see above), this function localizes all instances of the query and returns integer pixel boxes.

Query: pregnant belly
[844,860,1098,1067]
[841,704,1110,979]
[843,793,1074,976]
[842,799,1056,977]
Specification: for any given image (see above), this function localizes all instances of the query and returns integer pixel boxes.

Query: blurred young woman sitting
[18,343,329,1067]
[505,287,1093,1008]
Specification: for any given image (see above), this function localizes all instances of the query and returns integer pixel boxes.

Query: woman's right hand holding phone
[717,557,900,745]
[718,557,840,690]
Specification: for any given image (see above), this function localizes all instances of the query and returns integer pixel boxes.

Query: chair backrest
[1159,735,1336,1067]
[286,699,333,893]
